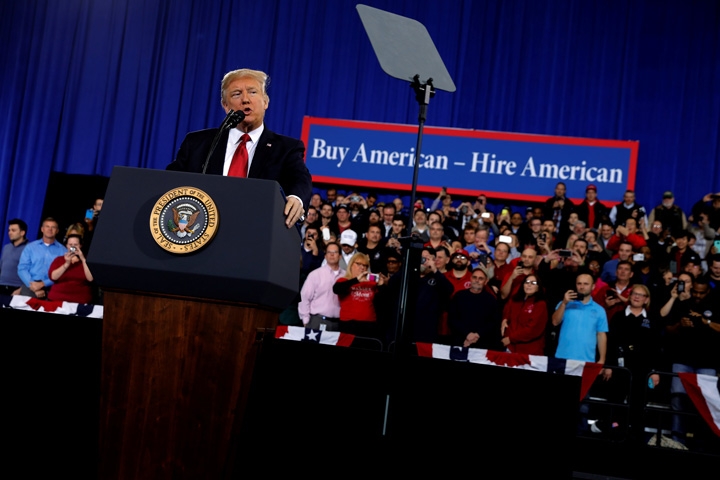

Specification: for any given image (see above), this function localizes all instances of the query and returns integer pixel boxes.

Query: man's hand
[30,281,45,292]
[563,289,577,305]
[463,332,480,348]
[284,197,304,228]
[601,368,613,381]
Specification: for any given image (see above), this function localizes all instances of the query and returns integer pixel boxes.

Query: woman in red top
[333,253,386,338]
[500,274,547,355]
[47,234,94,304]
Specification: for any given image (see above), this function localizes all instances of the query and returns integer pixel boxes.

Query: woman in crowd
[333,253,386,338]
[500,273,548,355]
[47,234,94,304]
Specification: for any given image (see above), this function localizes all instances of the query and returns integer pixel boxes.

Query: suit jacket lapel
[206,129,229,175]
[248,128,273,178]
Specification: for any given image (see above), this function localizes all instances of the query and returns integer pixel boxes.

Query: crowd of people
[0,198,102,303]
[2,183,719,448]
[295,184,720,449]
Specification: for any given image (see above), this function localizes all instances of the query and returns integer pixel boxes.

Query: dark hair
[383,203,396,213]
[616,260,633,270]
[511,273,545,302]
[324,241,340,253]
[435,246,450,258]
[65,233,83,245]
[422,246,436,257]
[392,214,405,224]
[8,218,27,233]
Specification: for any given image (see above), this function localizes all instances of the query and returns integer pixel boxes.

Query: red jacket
[501,296,547,355]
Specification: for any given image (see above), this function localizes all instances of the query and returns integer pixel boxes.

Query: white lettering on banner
[520,157,622,183]
[470,152,517,175]
[311,138,350,166]
[349,144,448,170]
[311,137,624,185]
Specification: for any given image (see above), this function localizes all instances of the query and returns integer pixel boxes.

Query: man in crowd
[553,273,609,364]
[17,218,66,298]
[543,182,575,236]
[596,260,634,320]
[298,241,345,331]
[337,229,358,270]
[601,241,634,283]
[466,226,494,269]
[434,246,451,274]
[704,254,720,295]
[381,204,396,237]
[301,226,323,277]
[606,217,646,253]
[668,230,696,275]
[649,191,687,236]
[299,206,318,238]
[448,267,500,349]
[609,190,647,228]
[412,247,454,343]
[576,185,608,230]
[500,248,538,300]
[0,219,28,295]
[357,224,385,273]
[444,250,473,295]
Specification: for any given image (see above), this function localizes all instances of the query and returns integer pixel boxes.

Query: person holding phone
[552,273,609,367]
[333,253,387,338]
[47,234,94,304]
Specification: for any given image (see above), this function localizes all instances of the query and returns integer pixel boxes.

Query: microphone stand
[201,110,246,174]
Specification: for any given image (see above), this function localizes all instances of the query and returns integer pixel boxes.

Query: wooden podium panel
[99,291,277,480]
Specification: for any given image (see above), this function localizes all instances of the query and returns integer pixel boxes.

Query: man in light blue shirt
[17,217,66,298]
[552,273,609,364]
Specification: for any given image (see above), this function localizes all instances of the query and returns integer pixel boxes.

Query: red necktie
[228,133,251,177]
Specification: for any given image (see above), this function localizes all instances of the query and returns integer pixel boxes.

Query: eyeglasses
[631,292,648,297]
[354,263,369,268]
[326,250,340,255]
[524,280,538,285]
[453,255,468,260]
[386,259,399,264]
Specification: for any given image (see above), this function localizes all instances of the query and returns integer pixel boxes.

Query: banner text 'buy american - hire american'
[301,117,639,204]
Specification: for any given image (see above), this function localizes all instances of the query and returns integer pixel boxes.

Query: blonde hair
[221,69,269,104]
[345,253,371,279]
[632,284,651,308]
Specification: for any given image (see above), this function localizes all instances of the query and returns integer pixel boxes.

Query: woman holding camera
[47,234,94,304]
[333,253,386,338]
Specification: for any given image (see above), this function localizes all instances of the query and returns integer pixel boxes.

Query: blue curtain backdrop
[1,0,718,238]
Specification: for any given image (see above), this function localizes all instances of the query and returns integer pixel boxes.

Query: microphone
[224,110,246,130]
[201,110,246,174]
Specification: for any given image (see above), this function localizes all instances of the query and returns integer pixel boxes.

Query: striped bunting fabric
[416,343,603,400]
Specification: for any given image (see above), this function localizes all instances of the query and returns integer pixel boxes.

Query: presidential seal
[150,186,218,254]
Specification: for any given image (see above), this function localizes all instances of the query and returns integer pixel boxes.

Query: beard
[452,262,467,271]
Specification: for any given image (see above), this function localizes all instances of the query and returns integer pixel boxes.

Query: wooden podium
[89,167,300,479]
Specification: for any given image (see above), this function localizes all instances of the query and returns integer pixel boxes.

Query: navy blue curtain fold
[1,0,718,238]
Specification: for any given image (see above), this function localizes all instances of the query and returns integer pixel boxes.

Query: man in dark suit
[167,68,312,227]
